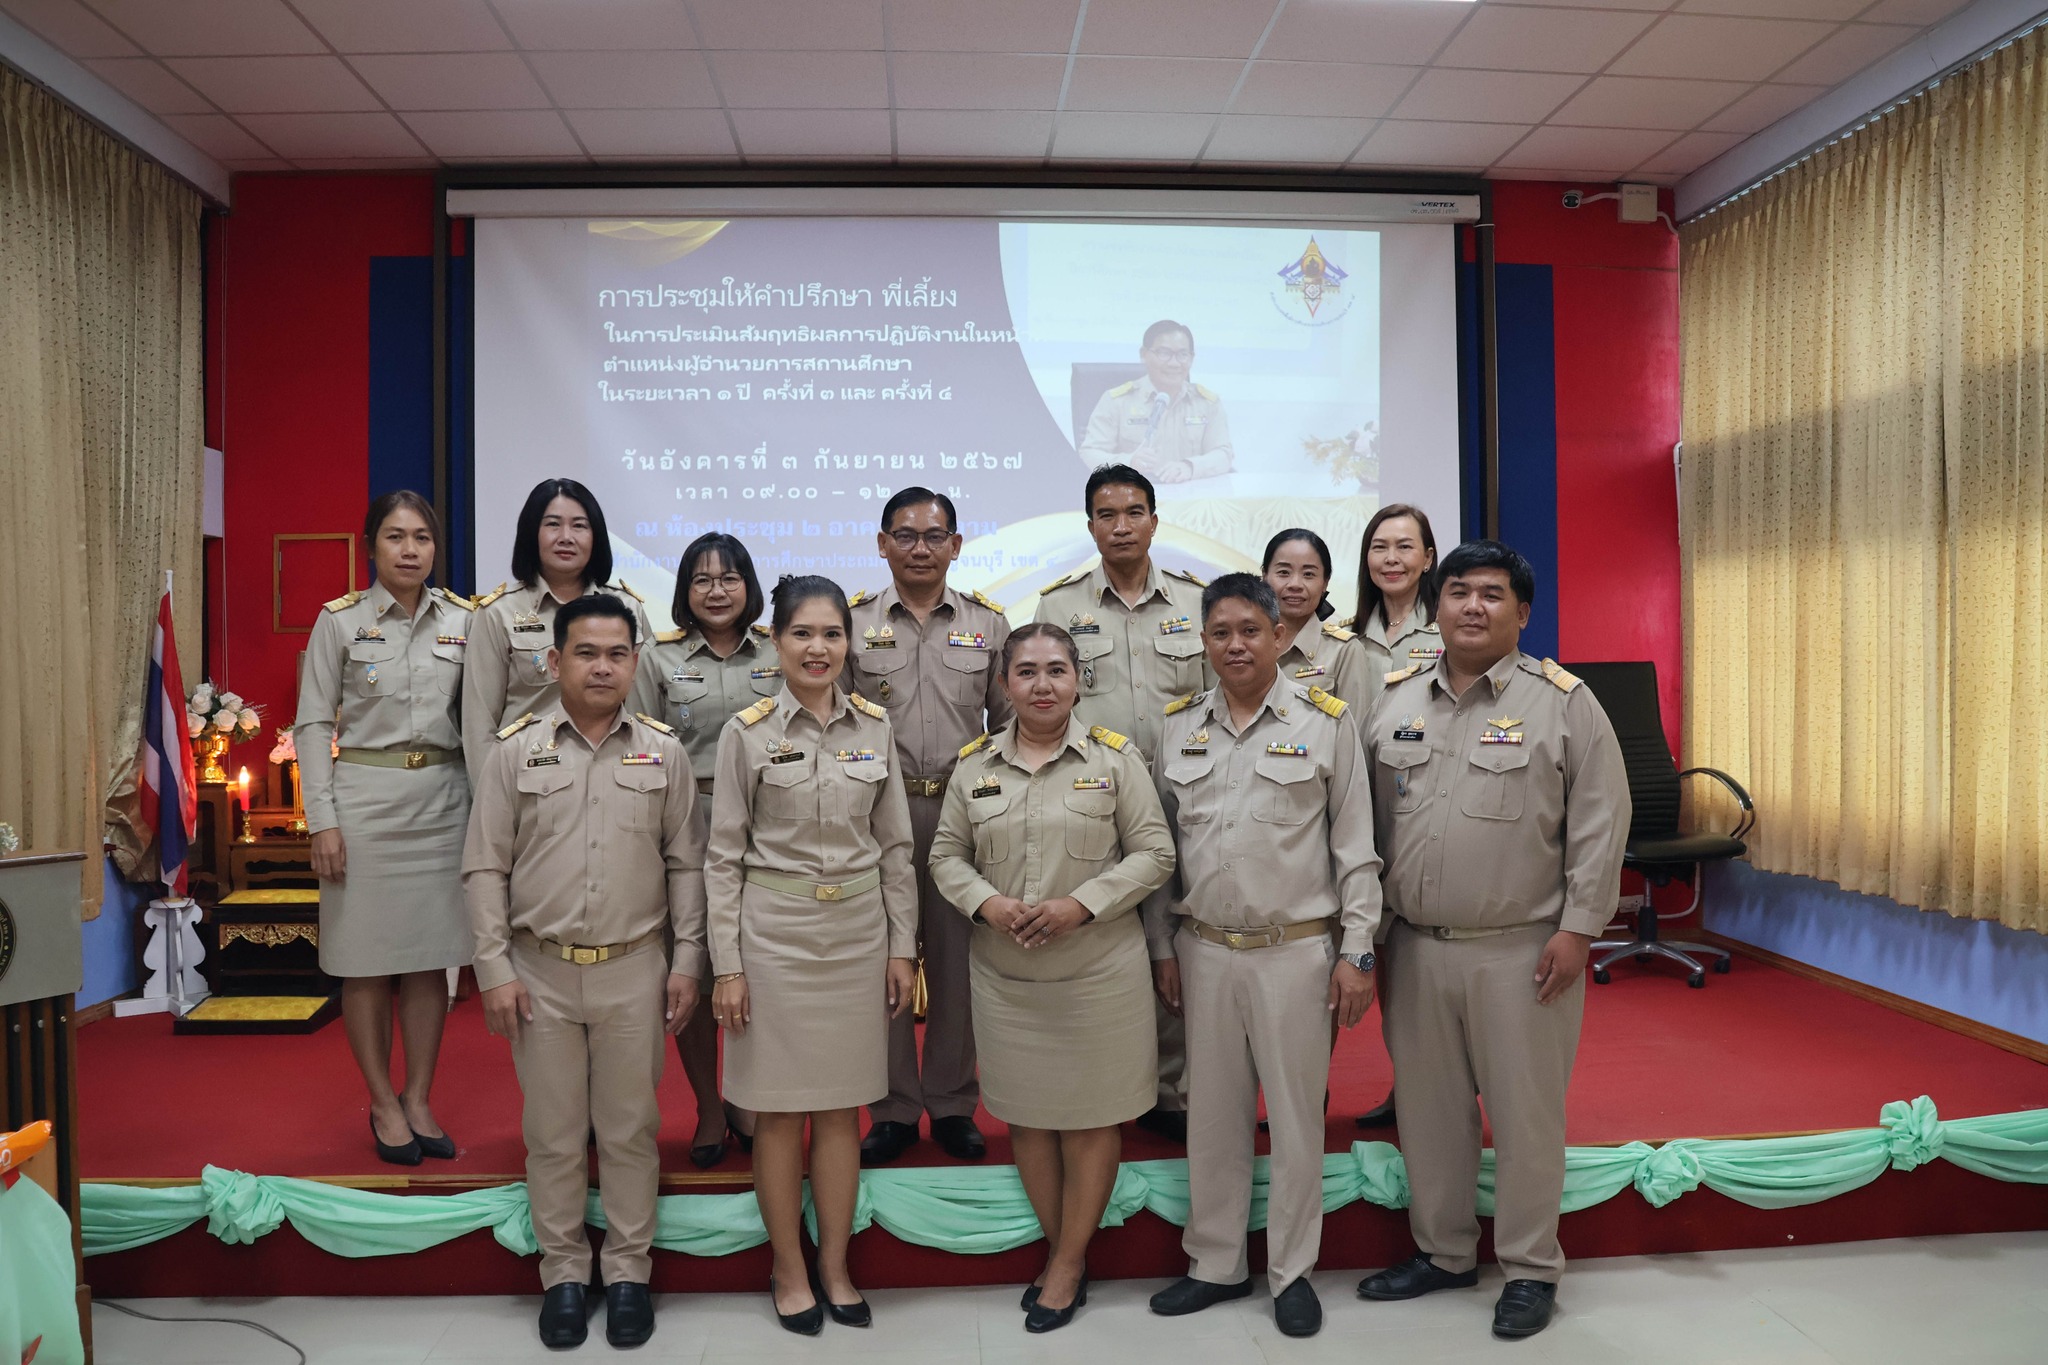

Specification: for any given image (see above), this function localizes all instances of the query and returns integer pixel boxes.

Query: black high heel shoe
[811,1266,872,1328]
[370,1114,422,1167]
[769,1277,823,1336]
[725,1101,755,1155]
[411,1129,457,1160]
[1024,1272,1088,1334]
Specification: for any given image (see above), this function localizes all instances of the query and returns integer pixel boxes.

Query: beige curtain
[0,67,204,914]
[1680,26,2048,934]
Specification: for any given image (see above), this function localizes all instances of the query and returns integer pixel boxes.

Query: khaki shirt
[460,579,660,779]
[461,710,705,991]
[845,583,1014,781]
[1277,621,1374,713]
[929,718,1175,926]
[645,624,780,780]
[1141,674,1383,961]
[1355,602,1444,696]
[294,580,470,834]
[1078,376,1234,480]
[1033,561,1213,763]
[703,688,919,976]
[1366,651,1629,940]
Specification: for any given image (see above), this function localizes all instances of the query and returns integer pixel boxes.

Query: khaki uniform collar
[993,715,1092,769]
[366,578,436,621]
[1362,600,1429,649]
[774,683,858,732]
[1205,669,1292,734]
[878,580,957,620]
[1280,620,1324,665]
[1132,374,1194,408]
[679,626,762,661]
[1429,649,1524,701]
[545,707,631,752]
[1086,558,1169,608]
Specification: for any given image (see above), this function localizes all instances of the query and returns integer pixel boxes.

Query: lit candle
[237,766,251,811]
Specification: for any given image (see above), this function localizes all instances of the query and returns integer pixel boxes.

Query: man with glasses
[848,487,1013,1165]
[1079,319,1235,484]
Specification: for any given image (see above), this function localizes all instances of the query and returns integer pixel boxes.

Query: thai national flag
[139,588,197,895]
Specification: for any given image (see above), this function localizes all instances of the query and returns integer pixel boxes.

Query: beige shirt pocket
[1151,632,1206,695]
[1062,786,1119,861]
[1075,632,1116,696]
[838,756,890,817]
[939,644,993,706]
[1460,745,1532,821]
[1163,753,1218,826]
[516,762,577,836]
[611,762,667,833]
[755,755,817,822]
[346,640,401,698]
[430,640,465,696]
[1376,743,1433,814]
[1251,755,1319,826]
[967,790,1014,865]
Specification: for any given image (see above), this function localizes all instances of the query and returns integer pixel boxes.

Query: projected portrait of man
[1079,320,1236,484]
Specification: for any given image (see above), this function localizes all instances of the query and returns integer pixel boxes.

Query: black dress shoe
[859,1120,919,1167]
[810,1266,871,1328]
[688,1136,726,1170]
[1492,1279,1557,1339]
[412,1129,457,1160]
[1134,1107,1188,1144]
[724,1101,754,1155]
[1357,1254,1480,1301]
[1024,1273,1087,1334]
[370,1115,422,1167]
[769,1277,823,1336]
[1149,1275,1254,1316]
[1274,1277,1322,1337]
[1354,1091,1397,1128]
[604,1282,654,1347]
[931,1115,986,1161]
[537,1282,589,1348]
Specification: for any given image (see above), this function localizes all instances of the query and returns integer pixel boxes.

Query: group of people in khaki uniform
[295,465,1627,1348]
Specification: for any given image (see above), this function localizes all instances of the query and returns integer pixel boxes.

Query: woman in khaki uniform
[705,576,918,1334]
[1349,503,1444,690]
[1264,528,1372,711]
[295,491,472,1166]
[929,623,1175,1333]
[461,478,657,779]
[646,532,777,1167]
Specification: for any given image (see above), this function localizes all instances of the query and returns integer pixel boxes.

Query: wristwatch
[1339,952,1376,973]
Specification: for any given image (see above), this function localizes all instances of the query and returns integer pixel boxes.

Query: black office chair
[1563,661,1755,989]
[1069,362,1148,446]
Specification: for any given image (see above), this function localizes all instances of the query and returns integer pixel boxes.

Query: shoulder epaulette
[472,582,508,610]
[433,586,473,612]
[1164,567,1207,588]
[1106,379,1137,397]
[967,587,1006,614]
[1321,621,1356,642]
[847,588,875,608]
[737,697,777,727]
[1305,685,1348,720]
[612,579,645,603]
[958,733,991,759]
[750,622,771,637]
[635,712,677,736]
[1088,725,1130,752]
[1038,570,1083,595]
[1542,658,1583,693]
[322,591,363,613]
[1163,691,1202,716]
[1193,382,1217,401]
[849,693,887,720]
[496,712,538,740]
[1385,662,1427,686]
[654,627,685,645]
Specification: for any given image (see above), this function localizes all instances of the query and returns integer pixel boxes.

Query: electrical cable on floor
[95,1299,307,1365]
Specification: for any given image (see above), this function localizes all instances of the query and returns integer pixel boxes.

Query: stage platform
[79,943,2048,1298]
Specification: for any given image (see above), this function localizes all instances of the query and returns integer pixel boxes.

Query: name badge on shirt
[526,754,562,767]
[971,776,1002,797]
[437,635,466,646]
[512,613,545,632]
[1265,743,1309,758]
[769,749,806,764]
[1159,615,1193,635]
[1481,717,1525,746]
[946,631,987,649]
[1068,614,1100,635]
[676,670,704,682]
[1391,715,1426,743]
[1072,776,1112,791]
[621,753,662,766]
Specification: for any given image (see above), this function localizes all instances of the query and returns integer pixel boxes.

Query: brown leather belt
[336,746,459,770]
[513,927,663,966]
[901,775,946,799]
[1186,918,1335,951]
[745,867,882,902]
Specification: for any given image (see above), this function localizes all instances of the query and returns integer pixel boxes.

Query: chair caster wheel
[1688,972,1706,989]
[1713,957,1732,974]
[1592,967,1611,985]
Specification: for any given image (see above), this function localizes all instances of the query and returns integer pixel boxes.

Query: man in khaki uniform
[1078,319,1235,483]
[464,595,706,1350]
[1358,540,1629,1341]
[846,486,1012,1166]
[1035,463,1213,1139]
[1141,574,1381,1337]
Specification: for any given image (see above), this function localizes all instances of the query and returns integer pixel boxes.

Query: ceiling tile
[1493,125,1679,172]
[234,111,428,158]
[729,108,893,156]
[350,53,552,110]
[563,108,736,157]
[690,0,886,50]
[85,0,323,56]
[890,52,1067,109]
[885,0,1081,53]
[1609,15,1836,82]
[159,112,272,159]
[1050,110,1209,161]
[707,51,890,108]
[528,50,720,110]
[1550,76,1751,131]
[1630,127,1746,175]
[490,0,698,50]
[1259,0,1468,66]
[1700,81,1829,134]
[1351,119,1527,168]
[1437,6,1657,75]
[1675,0,1868,18]
[404,109,583,158]
[1,0,139,58]
[1064,56,1244,114]
[1859,0,1974,23]
[1202,114,1372,164]
[1078,0,1278,59]
[291,156,443,169]
[895,109,1055,159]
[81,58,212,115]
[1392,69,1584,124]
[164,56,381,113]
[1771,23,1920,86]
[289,0,509,53]
[1230,61,1412,119]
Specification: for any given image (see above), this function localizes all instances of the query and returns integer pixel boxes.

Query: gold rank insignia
[636,713,677,736]
[959,733,992,759]
[850,694,888,719]
[1163,692,1202,715]
[877,678,892,701]
[1159,615,1193,635]
[1180,727,1210,756]
[1069,613,1100,635]
[323,590,363,612]
[1265,742,1309,757]
[736,697,777,726]
[1088,725,1130,752]
[967,587,1006,614]
[512,612,545,631]
[768,740,804,763]
[971,775,1002,797]
[496,713,538,740]
[1072,776,1112,791]
[1481,716,1525,745]
[1391,716,1426,742]
[354,626,383,640]
[864,625,895,649]
[621,753,662,765]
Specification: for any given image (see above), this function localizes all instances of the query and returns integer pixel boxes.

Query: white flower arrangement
[187,684,263,741]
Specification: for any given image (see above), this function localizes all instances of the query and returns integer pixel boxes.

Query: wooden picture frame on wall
[274,534,356,634]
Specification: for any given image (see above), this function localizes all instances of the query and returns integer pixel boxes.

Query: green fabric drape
[78,1098,2048,1261]
[1,1176,87,1365]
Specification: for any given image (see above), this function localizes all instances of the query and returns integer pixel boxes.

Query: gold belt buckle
[1222,929,1245,950]
[817,884,843,902]
[1432,926,1455,941]
[571,946,600,965]
[405,751,426,769]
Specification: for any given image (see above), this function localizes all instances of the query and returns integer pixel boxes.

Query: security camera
[1561,190,1583,209]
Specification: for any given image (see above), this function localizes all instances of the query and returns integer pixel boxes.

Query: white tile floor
[93,1232,2048,1365]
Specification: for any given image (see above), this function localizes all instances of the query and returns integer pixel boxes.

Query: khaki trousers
[1384,920,1583,1284]
[510,939,668,1289]
[1178,926,1333,1294]
[1155,992,1188,1113]
[874,790,980,1124]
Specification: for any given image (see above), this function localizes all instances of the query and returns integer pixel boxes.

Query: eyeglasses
[888,529,955,550]
[690,574,747,592]
[1145,347,1194,362]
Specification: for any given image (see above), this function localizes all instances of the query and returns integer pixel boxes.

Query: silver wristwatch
[1340,952,1376,973]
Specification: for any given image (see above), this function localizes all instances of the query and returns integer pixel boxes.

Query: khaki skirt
[318,761,472,978]
[722,878,888,1113]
